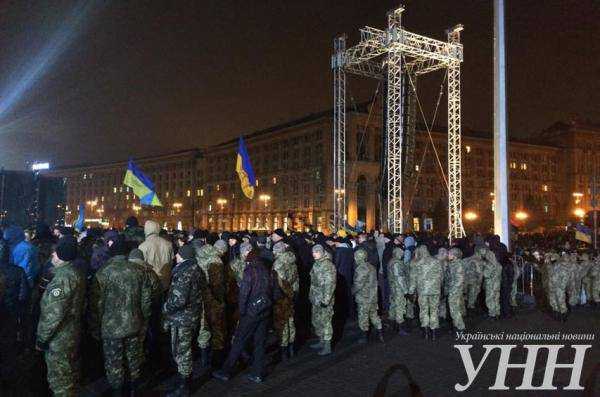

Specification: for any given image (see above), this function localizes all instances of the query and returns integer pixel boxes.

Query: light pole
[259,194,271,208]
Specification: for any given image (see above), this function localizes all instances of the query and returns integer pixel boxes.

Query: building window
[544,205,549,213]
[272,177,277,184]
[256,179,259,187]
[413,217,420,232]
[465,145,471,154]
[113,187,117,193]
[208,204,212,212]
[510,162,517,169]
[520,163,527,170]
[415,165,420,172]
[542,184,548,192]
[186,190,191,197]
[216,184,220,191]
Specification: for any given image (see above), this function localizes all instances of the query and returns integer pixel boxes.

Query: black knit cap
[272,228,285,238]
[56,236,78,261]
[178,244,196,261]
[108,234,127,257]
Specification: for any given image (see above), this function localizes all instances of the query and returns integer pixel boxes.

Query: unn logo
[454,344,592,391]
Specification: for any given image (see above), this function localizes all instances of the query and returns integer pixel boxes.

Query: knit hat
[214,239,228,255]
[56,236,78,261]
[272,228,285,239]
[312,244,326,256]
[240,242,253,257]
[178,244,196,261]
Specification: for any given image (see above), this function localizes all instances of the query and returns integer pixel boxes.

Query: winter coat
[239,257,275,318]
[139,220,174,290]
[408,245,443,296]
[309,252,336,307]
[3,226,39,287]
[352,249,378,304]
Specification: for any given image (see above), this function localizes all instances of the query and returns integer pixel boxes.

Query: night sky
[0,0,598,170]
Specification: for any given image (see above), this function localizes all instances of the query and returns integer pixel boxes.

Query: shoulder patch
[51,288,62,297]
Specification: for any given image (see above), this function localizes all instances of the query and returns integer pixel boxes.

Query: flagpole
[593,163,598,250]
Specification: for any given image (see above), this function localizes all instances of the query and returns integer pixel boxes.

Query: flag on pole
[74,203,85,232]
[575,224,592,244]
[123,159,162,206]
[236,137,256,199]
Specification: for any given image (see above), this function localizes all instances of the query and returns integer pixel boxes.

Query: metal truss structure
[332,5,465,239]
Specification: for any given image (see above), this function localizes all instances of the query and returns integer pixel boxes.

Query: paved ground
[78,302,600,397]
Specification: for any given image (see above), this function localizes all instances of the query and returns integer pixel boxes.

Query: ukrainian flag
[575,224,592,244]
[123,159,162,206]
[236,137,256,199]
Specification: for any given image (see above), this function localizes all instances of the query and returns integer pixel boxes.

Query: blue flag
[74,203,85,232]
[236,137,257,199]
[575,224,592,244]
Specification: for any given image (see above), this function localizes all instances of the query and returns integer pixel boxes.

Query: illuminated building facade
[47,113,600,233]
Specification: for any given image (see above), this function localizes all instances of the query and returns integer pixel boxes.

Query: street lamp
[259,194,271,208]
[573,208,585,219]
[172,202,183,210]
[216,198,228,210]
[515,211,528,221]
[464,211,478,221]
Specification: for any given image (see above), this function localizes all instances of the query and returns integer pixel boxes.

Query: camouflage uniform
[446,248,466,330]
[589,256,600,303]
[463,252,483,310]
[89,255,152,390]
[352,249,382,332]
[480,248,502,317]
[566,253,581,306]
[163,257,203,377]
[388,247,410,325]
[272,245,299,347]
[408,246,443,329]
[510,261,522,307]
[548,253,569,314]
[195,244,225,350]
[37,261,85,397]
[309,248,336,342]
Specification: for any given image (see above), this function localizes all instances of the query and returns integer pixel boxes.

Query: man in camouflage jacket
[408,245,443,340]
[272,241,299,360]
[463,250,484,313]
[479,247,502,320]
[36,237,85,397]
[352,249,383,343]
[89,235,152,394]
[163,244,203,395]
[309,244,336,356]
[446,248,466,332]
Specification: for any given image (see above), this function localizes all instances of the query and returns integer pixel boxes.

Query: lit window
[166,191,169,198]
[520,163,527,170]
[186,190,191,197]
[412,217,420,232]
[113,187,117,193]
[216,184,220,191]
[415,165,420,172]
[126,195,129,200]
[256,179,259,187]
[510,162,517,169]
[273,177,277,184]
[119,187,123,193]
[208,204,212,212]
[200,189,204,197]
[465,145,471,154]
[83,173,87,180]
[101,196,104,202]
[542,185,548,192]
[544,205,549,213]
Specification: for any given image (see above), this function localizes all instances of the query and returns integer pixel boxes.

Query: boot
[310,339,323,350]
[318,340,332,356]
[357,331,368,344]
[376,329,385,343]
[174,374,190,397]
[287,343,295,359]
[200,348,210,368]
[280,346,288,362]
[431,328,437,341]
[397,323,410,336]
[420,327,428,340]
[561,312,568,322]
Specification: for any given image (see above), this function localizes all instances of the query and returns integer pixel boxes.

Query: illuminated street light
[216,198,228,210]
[515,211,528,221]
[573,192,583,205]
[464,211,478,221]
[573,208,586,219]
[172,202,183,209]
[259,194,271,208]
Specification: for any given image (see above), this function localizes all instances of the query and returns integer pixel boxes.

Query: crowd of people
[0,216,599,396]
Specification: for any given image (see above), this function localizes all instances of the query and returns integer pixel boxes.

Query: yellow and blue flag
[575,224,592,244]
[236,137,256,199]
[123,159,162,206]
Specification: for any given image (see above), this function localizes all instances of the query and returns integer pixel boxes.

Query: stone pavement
[175,305,599,397]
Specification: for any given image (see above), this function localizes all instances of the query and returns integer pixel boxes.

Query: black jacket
[239,257,276,318]
[0,262,29,319]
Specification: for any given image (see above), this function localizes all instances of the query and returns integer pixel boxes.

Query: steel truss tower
[331,5,465,239]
